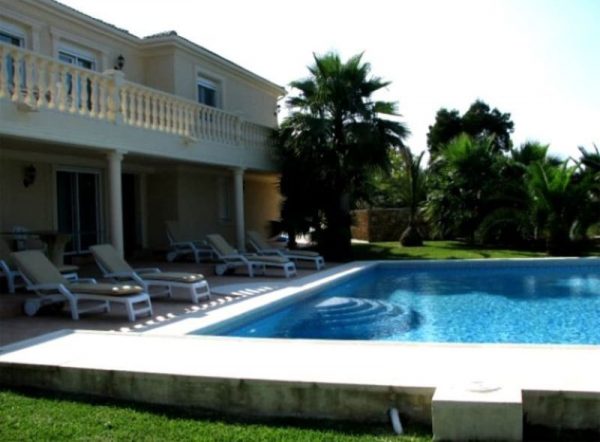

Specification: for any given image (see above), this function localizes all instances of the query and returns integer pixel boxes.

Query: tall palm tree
[275,52,409,259]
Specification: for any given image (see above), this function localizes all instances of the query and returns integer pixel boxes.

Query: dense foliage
[427,100,514,156]
[274,52,409,260]
[275,56,598,256]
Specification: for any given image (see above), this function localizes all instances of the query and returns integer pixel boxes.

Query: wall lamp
[23,164,36,188]
[114,54,125,70]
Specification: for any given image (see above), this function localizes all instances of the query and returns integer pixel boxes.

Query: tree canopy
[275,52,409,260]
[427,100,514,156]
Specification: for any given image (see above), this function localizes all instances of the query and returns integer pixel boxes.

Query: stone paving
[0,258,325,346]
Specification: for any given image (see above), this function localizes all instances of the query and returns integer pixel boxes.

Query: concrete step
[432,383,523,441]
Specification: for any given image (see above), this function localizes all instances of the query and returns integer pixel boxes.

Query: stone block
[432,383,523,441]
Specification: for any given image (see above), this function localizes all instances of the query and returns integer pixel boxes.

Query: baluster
[0,45,6,99]
[167,99,172,132]
[11,50,22,102]
[98,78,106,119]
[23,54,35,107]
[68,68,78,113]
[143,91,151,128]
[88,75,98,117]
[57,64,68,111]
[151,94,158,130]
[173,103,180,134]
[128,89,135,125]
[158,96,165,131]
[119,84,127,123]
[178,106,184,135]
[46,62,56,109]
[36,58,46,108]
[136,91,144,126]
[79,72,89,115]
[129,89,137,125]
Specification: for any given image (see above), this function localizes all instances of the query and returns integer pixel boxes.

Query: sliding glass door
[56,170,102,254]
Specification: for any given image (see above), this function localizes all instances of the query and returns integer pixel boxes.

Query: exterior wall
[143,52,176,93]
[244,178,281,237]
[0,156,54,231]
[145,171,179,249]
[171,49,279,127]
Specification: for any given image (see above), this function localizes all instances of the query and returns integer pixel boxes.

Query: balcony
[0,43,276,171]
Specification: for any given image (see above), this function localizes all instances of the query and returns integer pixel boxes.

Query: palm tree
[526,160,595,254]
[275,52,409,259]
[399,148,427,246]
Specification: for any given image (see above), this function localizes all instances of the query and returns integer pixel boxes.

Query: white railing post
[11,49,22,103]
[0,45,6,99]
[104,69,124,124]
[24,54,36,108]
[36,58,47,109]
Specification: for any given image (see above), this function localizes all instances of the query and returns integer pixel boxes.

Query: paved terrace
[0,258,324,346]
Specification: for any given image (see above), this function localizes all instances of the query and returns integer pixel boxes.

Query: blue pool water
[201,263,600,344]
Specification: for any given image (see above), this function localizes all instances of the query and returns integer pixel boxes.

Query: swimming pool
[196,260,600,345]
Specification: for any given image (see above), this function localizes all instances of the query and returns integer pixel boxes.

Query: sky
[59,0,600,158]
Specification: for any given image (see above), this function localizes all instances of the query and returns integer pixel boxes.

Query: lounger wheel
[166,251,177,262]
[23,299,41,317]
[215,264,227,276]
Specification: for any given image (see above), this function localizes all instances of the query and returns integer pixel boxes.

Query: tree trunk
[321,193,353,261]
[400,224,423,247]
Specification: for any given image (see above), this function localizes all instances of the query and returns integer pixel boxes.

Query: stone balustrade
[0,43,272,150]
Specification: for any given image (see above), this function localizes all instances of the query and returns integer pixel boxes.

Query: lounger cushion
[285,250,320,258]
[142,272,205,283]
[250,255,291,264]
[58,264,79,274]
[68,283,144,296]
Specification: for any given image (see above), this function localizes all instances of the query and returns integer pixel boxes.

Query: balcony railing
[0,43,272,150]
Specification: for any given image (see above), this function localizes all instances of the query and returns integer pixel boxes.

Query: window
[58,49,95,109]
[56,170,103,254]
[197,77,218,107]
[58,50,95,70]
[0,29,23,46]
[0,28,24,94]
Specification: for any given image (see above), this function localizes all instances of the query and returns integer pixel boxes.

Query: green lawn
[352,240,547,261]
[0,390,431,442]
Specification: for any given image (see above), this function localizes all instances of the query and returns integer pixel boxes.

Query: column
[233,167,245,251]
[108,150,125,256]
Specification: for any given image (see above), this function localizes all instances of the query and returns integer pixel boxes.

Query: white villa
[0,0,284,257]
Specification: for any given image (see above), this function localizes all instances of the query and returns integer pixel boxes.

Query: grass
[0,389,431,442]
[352,240,547,261]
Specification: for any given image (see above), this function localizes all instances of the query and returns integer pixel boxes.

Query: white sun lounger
[90,244,210,304]
[206,234,297,278]
[0,237,78,293]
[247,230,325,270]
[165,221,214,263]
[11,250,152,321]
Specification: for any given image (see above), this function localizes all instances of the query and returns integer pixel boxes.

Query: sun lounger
[11,250,152,321]
[206,234,297,278]
[90,244,210,304]
[0,237,78,293]
[247,230,325,270]
[165,221,214,263]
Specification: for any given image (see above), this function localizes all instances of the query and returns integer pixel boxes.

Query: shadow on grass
[2,387,432,440]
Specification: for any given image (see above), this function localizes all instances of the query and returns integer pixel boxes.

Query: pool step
[315,297,406,326]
